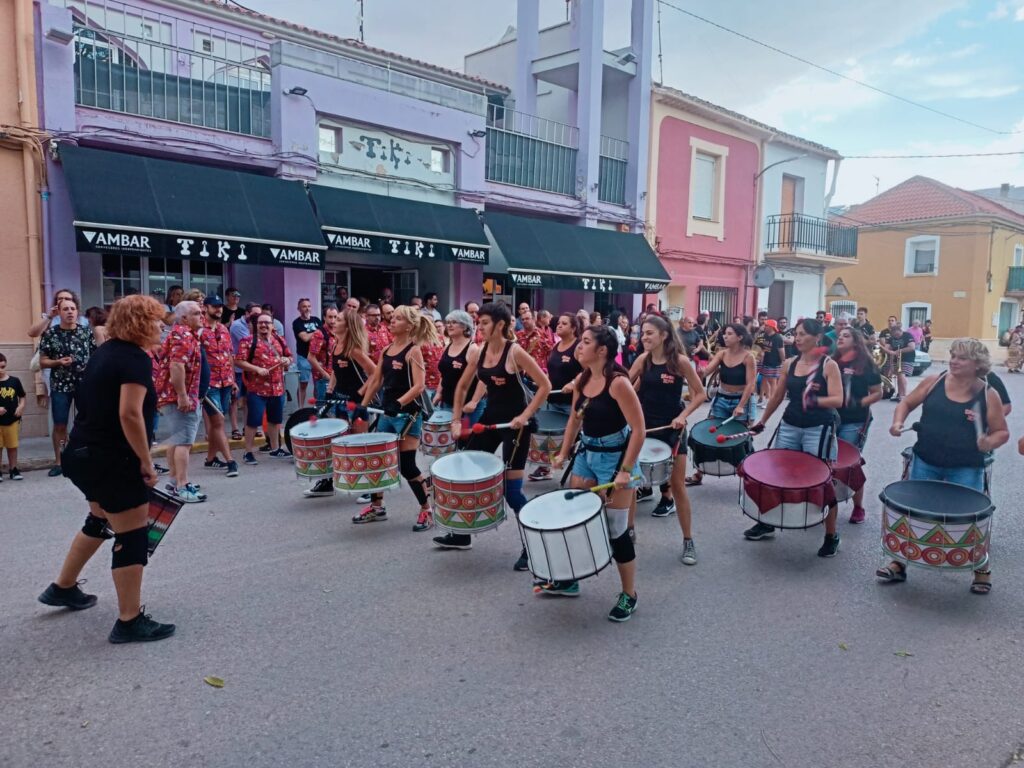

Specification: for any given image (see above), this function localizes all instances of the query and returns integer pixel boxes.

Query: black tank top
[381,342,417,413]
[914,375,988,468]
[782,357,837,428]
[639,360,683,425]
[330,347,365,398]
[546,340,581,405]
[478,341,527,423]
[438,341,470,408]
[720,358,747,386]
[579,374,628,438]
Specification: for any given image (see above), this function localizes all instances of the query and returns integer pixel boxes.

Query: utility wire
[656,0,1024,136]
[844,149,1024,159]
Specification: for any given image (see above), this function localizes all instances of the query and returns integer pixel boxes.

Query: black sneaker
[608,592,638,622]
[108,608,176,644]
[743,522,776,541]
[47,465,62,477]
[528,466,551,482]
[433,532,472,549]
[243,452,259,466]
[818,534,841,558]
[636,487,654,503]
[268,447,292,458]
[204,458,229,470]
[225,461,239,478]
[10,468,23,481]
[38,581,98,611]
[303,478,334,497]
[651,497,676,517]
[153,464,170,475]
[259,443,272,453]
[513,547,530,571]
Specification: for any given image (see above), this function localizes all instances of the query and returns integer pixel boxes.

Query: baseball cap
[204,295,225,306]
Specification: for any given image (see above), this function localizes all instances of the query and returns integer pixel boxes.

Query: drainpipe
[15,0,44,321]
[824,157,841,211]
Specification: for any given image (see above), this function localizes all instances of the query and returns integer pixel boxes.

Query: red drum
[105,488,183,556]
[332,433,400,493]
[430,451,506,533]
[738,449,835,529]
[832,439,866,503]
[290,418,348,478]
[420,410,456,458]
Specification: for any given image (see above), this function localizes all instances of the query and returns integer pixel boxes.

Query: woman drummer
[628,315,706,565]
[546,325,645,621]
[686,323,757,487]
[880,338,1008,593]
[831,326,883,523]
[749,318,844,557]
[355,305,439,532]
[433,310,484,426]
[528,312,584,482]
[435,303,551,566]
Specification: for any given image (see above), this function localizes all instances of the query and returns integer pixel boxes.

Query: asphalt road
[3,366,1024,768]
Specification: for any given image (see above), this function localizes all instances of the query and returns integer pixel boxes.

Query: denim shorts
[246,393,284,428]
[775,421,837,462]
[836,421,869,450]
[572,426,643,488]
[314,378,328,403]
[203,385,233,418]
[711,391,756,424]
[296,355,312,384]
[51,391,75,426]
[235,370,247,398]
[376,411,423,439]
[909,454,985,493]
[159,405,201,445]
[468,397,487,427]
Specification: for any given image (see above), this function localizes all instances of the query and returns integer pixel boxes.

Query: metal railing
[765,213,858,258]
[598,136,628,204]
[1008,266,1024,293]
[65,0,272,137]
[485,104,578,196]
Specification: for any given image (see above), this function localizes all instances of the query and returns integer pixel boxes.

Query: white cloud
[954,84,1021,98]
[988,2,1010,20]
[949,43,983,57]
[892,52,931,68]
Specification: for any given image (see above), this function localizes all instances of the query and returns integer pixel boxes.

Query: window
[318,126,340,154]
[904,236,940,276]
[692,153,717,220]
[1014,243,1023,267]
[830,300,856,319]
[687,137,728,241]
[147,257,184,305]
[901,302,931,329]
[100,254,142,305]
[188,261,224,299]
[430,147,451,174]
[699,285,738,325]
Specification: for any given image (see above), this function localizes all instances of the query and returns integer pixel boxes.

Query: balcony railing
[598,135,628,205]
[1008,266,1024,294]
[766,213,858,259]
[485,104,578,196]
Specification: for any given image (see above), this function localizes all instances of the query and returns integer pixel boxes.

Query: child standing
[0,353,27,480]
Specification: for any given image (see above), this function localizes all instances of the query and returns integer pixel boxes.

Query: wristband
[620,465,634,474]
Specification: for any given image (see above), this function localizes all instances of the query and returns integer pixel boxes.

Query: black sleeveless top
[579,374,628,439]
[914,375,988,468]
[547,340,581,406]
[720,358,747,386]
[478,341,527,423]
[782,357,837,428]
[330,347,365,398]
[381,342,417,414]
[639,360,684,425]
[438,341,470,408]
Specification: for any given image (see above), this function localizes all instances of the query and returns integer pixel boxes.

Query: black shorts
[646,421,686,455]
[62,445,149,514]
[465,424,534,471]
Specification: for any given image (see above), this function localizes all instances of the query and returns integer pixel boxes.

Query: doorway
[351,267,419,306]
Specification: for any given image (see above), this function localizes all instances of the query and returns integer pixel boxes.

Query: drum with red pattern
[528,409,570,468]
[332,432,400,493]
[832,438,866,503]
[738,449,834,529]
[290,418,348,478]
[430,451,506,533]
[420,410,456,457]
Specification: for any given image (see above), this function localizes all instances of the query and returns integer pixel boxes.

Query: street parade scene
[3,1,1024,767]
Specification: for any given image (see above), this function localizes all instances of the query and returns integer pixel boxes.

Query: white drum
[518,490,612,582]
[638,438,673,487]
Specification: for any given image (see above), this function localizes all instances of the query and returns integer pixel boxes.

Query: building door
[390,269,419,305]
[998,300,1018,341]
[321,267,350,308]
[779,175,799,249]
[767,281,788,319]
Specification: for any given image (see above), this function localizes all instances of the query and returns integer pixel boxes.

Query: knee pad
[606,506,629,539]
[610,530,636,563]
[505,477,527,514]
[111,526,149,570]
[659,483,670,495]
[82,513,113,540]
[399,450,421,481]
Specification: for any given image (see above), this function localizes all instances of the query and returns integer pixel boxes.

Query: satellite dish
[752,264,776,289]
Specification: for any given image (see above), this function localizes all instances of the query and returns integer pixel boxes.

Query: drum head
[333,432,397,447]
[880,480,994,523]
[690,418,749,445]
[835,439,861,469]
[535,409,569,434]
[519,490,603,531]
[427,410,454,425]
[290,418,348,439]
[740,449,832,488]
[431,450,504,481]
[639,438,673,464]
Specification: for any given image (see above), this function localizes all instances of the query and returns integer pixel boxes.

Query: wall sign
[324,229,488,264]
[508,270,668,294]
[319,122,455,188]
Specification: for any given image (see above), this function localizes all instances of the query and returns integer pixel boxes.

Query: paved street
[3,367,1024,768]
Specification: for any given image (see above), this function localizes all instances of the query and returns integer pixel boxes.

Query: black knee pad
[610,531,636,564]
[399,450,421,481]
[659,483,670,495]
[82,514,113,540]
[111,526,149,569]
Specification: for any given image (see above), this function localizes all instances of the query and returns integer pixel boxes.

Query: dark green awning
[309,185,489,265]
[61,144,326,270]
[483,211,669,293]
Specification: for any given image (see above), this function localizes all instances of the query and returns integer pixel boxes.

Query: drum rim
[332,432,399,446]
[739,448,833,487]
[430,450,505,479]
[290,418,350,438]
[534,410,570,434]
[689,417,751,444]
[879,480,994,522]
[518,490,604,531]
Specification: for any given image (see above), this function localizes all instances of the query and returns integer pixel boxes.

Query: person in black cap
[200,295,239,477]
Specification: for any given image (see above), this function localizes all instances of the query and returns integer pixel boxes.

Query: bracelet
[620,465,634,474]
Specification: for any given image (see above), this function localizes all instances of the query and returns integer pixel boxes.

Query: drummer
[355,306,439,532]
[435,303,551,566]
[832,326,882,523]
[303,308,375,498]
[547,325,645,621]
[628,315,706,565]
[686,323,757,487]
[528,312,584,482]
[881,338,1008,593]
[433,310,484,427]
[749,318,844,557]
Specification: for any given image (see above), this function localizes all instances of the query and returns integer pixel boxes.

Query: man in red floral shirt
[516,310,552,373]
[200,296,239,477]
[157,301,204,503]
[365,303,393,363]
[235,313,293,465]
[307,305,337,402]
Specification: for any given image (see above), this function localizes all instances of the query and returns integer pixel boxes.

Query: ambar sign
[324,228,489,265]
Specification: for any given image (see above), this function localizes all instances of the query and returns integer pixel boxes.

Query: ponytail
[394,305,439,346]
[577,325,628,394]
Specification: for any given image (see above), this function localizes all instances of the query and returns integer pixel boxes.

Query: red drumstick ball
[471,423,486,435]
[709,426,717,433]
[716,434,727,443]
[309,415,318,425]
[308,397,317,405]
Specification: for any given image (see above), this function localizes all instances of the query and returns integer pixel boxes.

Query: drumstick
[644,424,679,434]
[345,401,387,416]
[202,395,222,416]
[470,422,513,433]
[899,422,920,435]
[564,481,616,499]
[715,430,757,443]
[720,415,737,426]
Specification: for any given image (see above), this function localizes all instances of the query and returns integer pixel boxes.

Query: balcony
[485,105,578,196]
[598,135,628,205]
[765,213,858,264]
[1008,266,1024,297]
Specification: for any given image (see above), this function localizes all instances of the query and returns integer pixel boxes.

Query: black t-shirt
[761,333,785,367]
[836,363,882,424]
[69,339,156,454]
[854,320,875,337]
[679,328,702,355]
[881,330,914,351]
[292,316,322,357]
[221,306,245,325]
[0,375,26,426]
[987,371,1010,406]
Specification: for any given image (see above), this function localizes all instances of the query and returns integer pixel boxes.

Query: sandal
[876,562,907,582]
[230,430,243,441]
[970,569,992,595]
[685,474,703,487]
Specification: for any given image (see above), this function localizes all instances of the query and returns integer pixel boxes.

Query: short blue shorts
[296,355,312,384]
[572,426,643,488]
[909,454,984,493]
[203,385,233,418]
[836,421,869,450]
[246,393,284,428]
[376,412,423,440]
[711,391,756,424]
[775,421,837,462]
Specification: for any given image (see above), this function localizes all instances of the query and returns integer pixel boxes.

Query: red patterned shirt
[307,326,333,381]
[516,328,552,372]
[236,334,291,397]
[422,342,443,390]
[201,320,235,389]
[366,323,393,363]
[157,323,201,410]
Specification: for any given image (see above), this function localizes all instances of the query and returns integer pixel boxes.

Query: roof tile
[836,176,1024,227]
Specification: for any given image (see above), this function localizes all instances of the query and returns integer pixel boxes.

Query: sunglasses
[257,321,273,326]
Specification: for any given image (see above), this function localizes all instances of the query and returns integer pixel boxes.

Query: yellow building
[826,176,1024,360]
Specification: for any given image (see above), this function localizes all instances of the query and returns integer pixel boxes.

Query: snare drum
[638,437,674,486]
[738,449,834,529]
[687,418,753,476]
[107,488,184,556]
[420,410,456,457]
[901,446,994,495]
[832,439,866,503]
[518,489,613,582]
[529,409,570,467]
[290,418,349,478]
[431,451,506,533]
[880,480,994,570]
[332,433,400,493]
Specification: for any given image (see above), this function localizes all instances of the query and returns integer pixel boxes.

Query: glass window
[912,246,936,274]
[908,306,929,326]
[430,147,450,174]
[188,260,224,299]
[1014,244,1023,267]
[100,254,141,306]
[319,126,339,153]
[692,152,717,220]
[148,257,184,305]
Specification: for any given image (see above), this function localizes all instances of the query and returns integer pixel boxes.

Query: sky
[237,0,1024,205]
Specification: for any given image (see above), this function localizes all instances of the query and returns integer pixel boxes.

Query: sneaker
[352,505,387,524]
[177,484,205,504]
[681,538,698,566]
[636,487,654,503]
[153,464,170,475]
[303,478,334,498]
[528,466,551,482]
[608,592,638,622]
[47,465,62,477]
[849,506,866,524]
[537,580,580,597]
[413,507,434,532]
[356,493,372,504]
[818,533,841,558]
[38,581,97,611]
[225,461,239,478]
[108,607,176,644]
[743,522,776,541]
[513,547,530,571]
[204,458,229,470]
[269,447,292,459]
[259,443,272,453]
[651,497,676,517]
[243,452,259,466]
[433,533,472,549]
[10,468,23,481]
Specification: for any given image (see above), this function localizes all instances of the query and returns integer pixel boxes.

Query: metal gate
[699,286,738,325]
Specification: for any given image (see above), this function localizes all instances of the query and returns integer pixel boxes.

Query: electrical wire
[844,149,1024,159]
